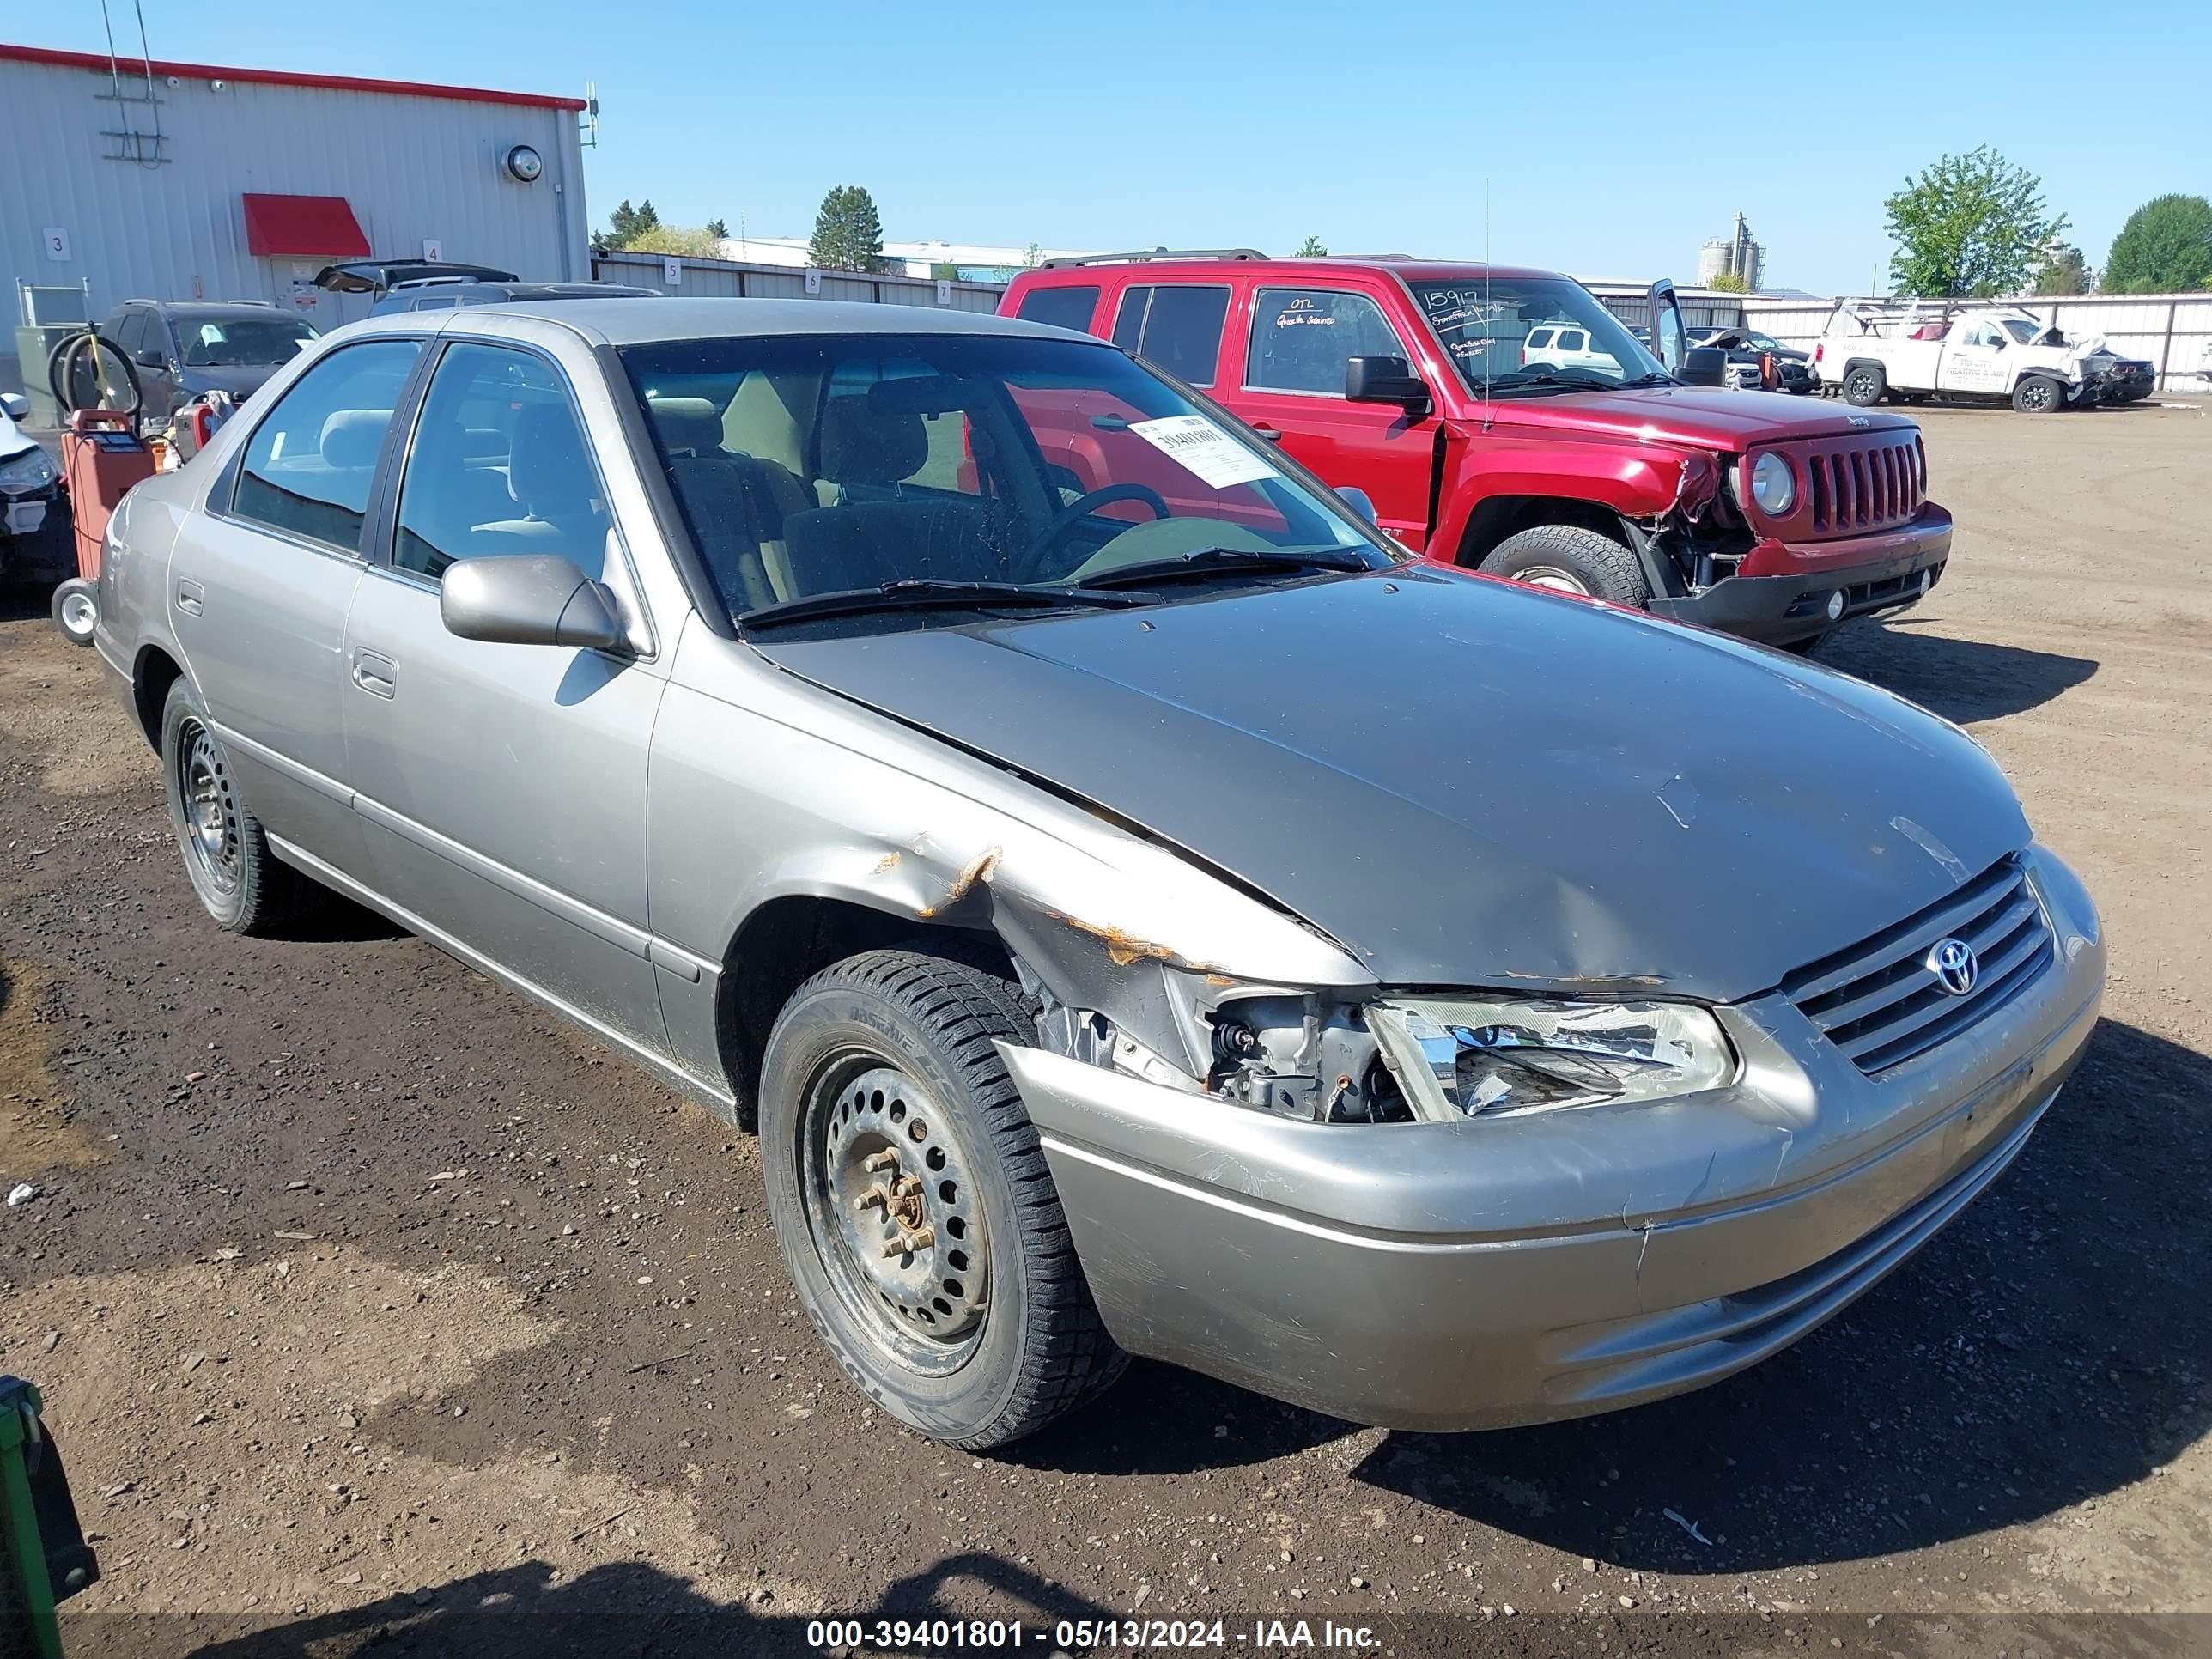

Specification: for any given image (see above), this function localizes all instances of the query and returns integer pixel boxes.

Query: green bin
[0,1378,100,1659]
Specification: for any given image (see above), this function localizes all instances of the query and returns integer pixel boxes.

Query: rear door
[172,336,426,875]
[1225,283,1438,547]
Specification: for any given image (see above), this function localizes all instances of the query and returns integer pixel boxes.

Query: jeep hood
[1493,385,1917,450]
[755,566,2027,1002]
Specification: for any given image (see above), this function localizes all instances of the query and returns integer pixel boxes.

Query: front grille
[1801,433,1925,535]
[1783,856,2054,1074]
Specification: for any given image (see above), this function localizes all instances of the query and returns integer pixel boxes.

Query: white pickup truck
[1810,304,2116,414]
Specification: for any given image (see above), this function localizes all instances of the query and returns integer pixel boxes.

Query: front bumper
[1650,505,1953,645]
[1001,846,2102,1432]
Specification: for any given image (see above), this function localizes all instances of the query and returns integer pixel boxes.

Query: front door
[167,337,425,875]
[342,338,670,1054]
[1224,285,1438,548]
[1937,321,2010,395]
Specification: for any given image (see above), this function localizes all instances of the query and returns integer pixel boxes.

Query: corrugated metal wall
[1744,295,2212,393]
[591,250,1005,313]
[1,54,588,390]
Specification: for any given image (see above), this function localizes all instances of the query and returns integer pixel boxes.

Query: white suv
[1521,324,1620,374]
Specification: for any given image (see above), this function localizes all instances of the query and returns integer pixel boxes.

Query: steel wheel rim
[1515,564,1592,595]
[174,718,241,896]
[1849,372,1877,401]
[799,1054,989,1376]
[58,591,97,637]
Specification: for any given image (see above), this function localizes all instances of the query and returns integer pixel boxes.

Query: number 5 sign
[43,227,71,263]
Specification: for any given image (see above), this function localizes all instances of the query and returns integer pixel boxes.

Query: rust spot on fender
[916,847,1001,919]
[872,852,901,875]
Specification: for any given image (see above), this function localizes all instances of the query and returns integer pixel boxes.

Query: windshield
[177,315,319,367]
[2001,319,2043,344]
[621,333,1394,630]
[1407,278,1670,396]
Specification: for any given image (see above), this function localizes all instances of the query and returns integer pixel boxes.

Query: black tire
[1477,523,1651,607]
[159,677,313,934]
[759,945,1126,1449]
[50,577,98,646]
[1842,363,1887,407]
[2011,374,2064,415]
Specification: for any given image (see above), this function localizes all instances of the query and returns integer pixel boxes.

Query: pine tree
[809,186,886,272]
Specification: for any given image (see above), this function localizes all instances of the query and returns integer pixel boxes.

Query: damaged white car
[91,299,2105,1447]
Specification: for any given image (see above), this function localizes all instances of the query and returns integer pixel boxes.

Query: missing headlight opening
[1201,994,1406,1122]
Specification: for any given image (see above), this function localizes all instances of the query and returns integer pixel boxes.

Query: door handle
[351,648,398,700]
[1249,423,1283,441]
[174,579,204,617]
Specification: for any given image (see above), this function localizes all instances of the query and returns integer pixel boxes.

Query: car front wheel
[1477,524,1652,608]
[759,945,1126,1449]
[2012,374,2064,414]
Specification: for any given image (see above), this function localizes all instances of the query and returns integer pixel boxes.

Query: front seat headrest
[817,394,927,487]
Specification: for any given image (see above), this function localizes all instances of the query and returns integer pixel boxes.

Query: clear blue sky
[16,0,2209,294]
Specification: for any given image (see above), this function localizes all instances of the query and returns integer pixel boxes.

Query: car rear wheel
[2011,374,2064,414]
[1843,364,1887,406]
[759,945,1126,1449]
[159,677,316,934]
[1478,524,1651,608]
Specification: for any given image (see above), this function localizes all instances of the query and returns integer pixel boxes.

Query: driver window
[1245,289,1407,394]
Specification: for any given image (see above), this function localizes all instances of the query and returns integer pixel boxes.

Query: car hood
[755,566,2028,1001]
[1491,385,1917,450]
[179,363,285,398]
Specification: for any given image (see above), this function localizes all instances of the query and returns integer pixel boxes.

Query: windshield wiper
[741,579,1142,630]
[1071,545,1374,592]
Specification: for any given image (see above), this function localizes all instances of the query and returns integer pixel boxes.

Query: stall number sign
[804,268,823,295]
[664,257,682,287]
[936,279,953,307]
[43,228,71,263]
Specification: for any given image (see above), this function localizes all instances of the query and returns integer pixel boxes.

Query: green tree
[2102,194,2212,294]
[2033,243,2089,295]
[1295,234,1328,258]
[809,185,886,272]
[1021,242,1044,270]
[1705,270,1749,294]
[705,217,730,240]
[1883,147,2065,297]
[623,222,725,258]
[605,198,660,245]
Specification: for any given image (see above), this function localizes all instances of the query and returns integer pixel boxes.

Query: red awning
[241,194,370,258]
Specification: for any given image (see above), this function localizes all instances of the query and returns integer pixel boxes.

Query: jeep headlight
[1748,451,1796,515]
[1368,997,1736,1120]
[0,449,58,494]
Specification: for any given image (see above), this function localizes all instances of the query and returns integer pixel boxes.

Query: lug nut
[881,1226,935,1258]
[854,1185,888,1212]
[862,1150,900,1172]
[893,1175,923,1198]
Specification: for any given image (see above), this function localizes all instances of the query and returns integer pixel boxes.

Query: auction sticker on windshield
[1128,415,1279,489]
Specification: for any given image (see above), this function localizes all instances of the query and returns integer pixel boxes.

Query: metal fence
[1742,293,2212,394]
[589,250,1006,313]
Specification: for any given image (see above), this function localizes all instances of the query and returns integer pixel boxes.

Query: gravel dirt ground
[3,404,2208,1659]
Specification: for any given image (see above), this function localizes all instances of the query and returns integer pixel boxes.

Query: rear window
[1109,284,1231,387]
[1014,283,1101,334]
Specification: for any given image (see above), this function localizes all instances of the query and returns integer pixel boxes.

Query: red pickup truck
[1001,252,1953,652]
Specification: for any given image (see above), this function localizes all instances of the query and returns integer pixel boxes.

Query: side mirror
[1336,486,1378,525]
[1345,355,1431,414]
[135,349,167,370]
[1679,346,1729,387]
[0,392,29,423]
[440,555,628,651]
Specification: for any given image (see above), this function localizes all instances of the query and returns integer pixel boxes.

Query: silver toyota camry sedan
[89,298,2104,1449]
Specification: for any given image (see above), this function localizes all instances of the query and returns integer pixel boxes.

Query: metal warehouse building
[1,41,589,393]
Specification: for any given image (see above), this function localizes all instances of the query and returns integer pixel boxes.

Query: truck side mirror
[1345,356,1430,415]
[0,392,29,423]
[1680,346,1729,387]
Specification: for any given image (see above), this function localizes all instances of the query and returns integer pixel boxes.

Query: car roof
[1021,257,1568,285]
[129,299,289,315]
[348,296,1079,346]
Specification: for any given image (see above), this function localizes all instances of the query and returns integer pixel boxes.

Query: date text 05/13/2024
[805,1617,1381,1650]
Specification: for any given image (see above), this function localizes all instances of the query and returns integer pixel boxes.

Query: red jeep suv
[1002,252,1952,651]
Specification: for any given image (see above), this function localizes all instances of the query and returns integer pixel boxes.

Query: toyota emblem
[1927,937,1979,996]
